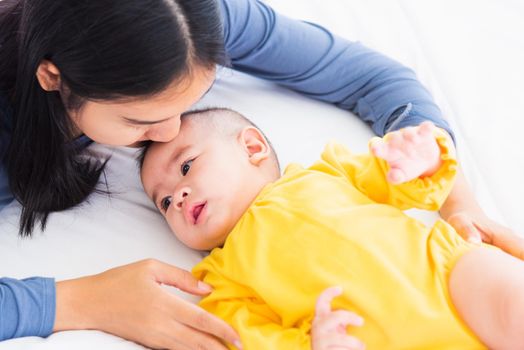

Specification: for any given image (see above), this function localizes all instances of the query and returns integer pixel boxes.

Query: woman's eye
[181,159,193,176]
[127,123,144,130]
[160,196,172,211]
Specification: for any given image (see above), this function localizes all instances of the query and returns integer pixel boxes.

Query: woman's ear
[36,60,61,91]
[239,127,271,166]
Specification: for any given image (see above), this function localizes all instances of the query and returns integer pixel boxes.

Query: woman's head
[32,0,222,145]
[0,0,226,235]
[52,66,216,146]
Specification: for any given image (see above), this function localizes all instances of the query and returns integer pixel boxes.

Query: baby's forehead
[144,110,245,167]
[148,122,213,161]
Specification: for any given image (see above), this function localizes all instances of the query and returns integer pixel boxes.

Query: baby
[140,107,524,350]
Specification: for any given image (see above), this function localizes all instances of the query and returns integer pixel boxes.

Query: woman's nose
[146,117,181,142]
[175,186,191,210]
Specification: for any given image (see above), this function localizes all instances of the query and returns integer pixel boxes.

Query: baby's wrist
[420,128,454,178]
[420,157,443,177]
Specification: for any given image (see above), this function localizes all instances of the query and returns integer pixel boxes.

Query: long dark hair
[0,0,226,236]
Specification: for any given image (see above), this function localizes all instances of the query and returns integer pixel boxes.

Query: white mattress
[1,0,523,348]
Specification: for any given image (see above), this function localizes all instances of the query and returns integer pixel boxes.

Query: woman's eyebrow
[122,115,175,125]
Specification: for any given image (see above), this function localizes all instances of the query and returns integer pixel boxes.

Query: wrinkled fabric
[194,136,483,349]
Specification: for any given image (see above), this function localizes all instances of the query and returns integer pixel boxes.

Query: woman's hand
[312,287,365,350]
[55,259,242,350]
[441,167,524,260]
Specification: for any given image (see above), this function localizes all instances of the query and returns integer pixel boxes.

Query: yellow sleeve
[310,130,457,211]
[194,257,312,350]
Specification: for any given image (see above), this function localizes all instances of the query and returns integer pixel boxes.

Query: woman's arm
[219,0,523,257]
[0,260,241,349]
[54,259,242,349]
[440,167,524,260]
[219,0,451,138]
[0,277,55,340]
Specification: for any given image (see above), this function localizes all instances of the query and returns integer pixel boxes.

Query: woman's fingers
[70,259,242,350]
[446,212,524,261]
[168,294,242,348]
[148,260,242,348]
[446,212,483,244]
[147,259,213,295]
[476,219,524,260]
[163,319,232,350]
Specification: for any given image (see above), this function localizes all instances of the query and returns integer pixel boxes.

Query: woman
[0,0,520,349]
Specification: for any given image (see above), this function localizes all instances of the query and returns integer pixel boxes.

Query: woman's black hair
[0,0,226,236]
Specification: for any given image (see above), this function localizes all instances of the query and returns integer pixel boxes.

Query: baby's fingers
[402,127,418,143]
[370,138,388,160]
[417,121,435,137]
[319,310,364,331]
[315,286,343,317]
[387,167,407,184]
[315,334,366,350]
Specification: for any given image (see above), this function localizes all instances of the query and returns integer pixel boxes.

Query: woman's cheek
[86,124,143,146]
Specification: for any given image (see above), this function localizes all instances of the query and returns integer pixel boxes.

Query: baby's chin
[186,237,225,251]
[176,227,228,251]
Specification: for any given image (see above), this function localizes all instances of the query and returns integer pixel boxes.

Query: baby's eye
[181,159,193,176]
[160,196,172,212]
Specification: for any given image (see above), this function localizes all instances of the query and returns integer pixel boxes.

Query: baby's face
[141,119,267,250]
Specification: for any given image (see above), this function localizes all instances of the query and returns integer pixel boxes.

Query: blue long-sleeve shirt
[0,0,452,341]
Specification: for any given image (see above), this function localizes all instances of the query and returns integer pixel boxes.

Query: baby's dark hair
[138,107,280,173]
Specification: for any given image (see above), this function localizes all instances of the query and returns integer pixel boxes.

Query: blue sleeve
[219,0,454,139]
[0,277,56,340]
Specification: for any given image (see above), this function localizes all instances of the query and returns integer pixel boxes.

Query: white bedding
[1,0,523,348]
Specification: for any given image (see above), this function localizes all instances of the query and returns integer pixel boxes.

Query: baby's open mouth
[191,202,206,224]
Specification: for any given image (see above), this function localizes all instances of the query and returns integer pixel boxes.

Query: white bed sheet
[1,0,523,348]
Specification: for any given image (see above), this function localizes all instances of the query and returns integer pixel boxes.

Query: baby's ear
[239,127,271,165]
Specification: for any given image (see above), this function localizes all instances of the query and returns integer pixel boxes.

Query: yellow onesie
[193,133,485,350]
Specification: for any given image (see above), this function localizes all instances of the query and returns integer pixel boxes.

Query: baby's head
[140,108,280,250]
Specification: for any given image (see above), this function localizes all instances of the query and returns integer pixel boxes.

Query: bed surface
[1,0,523,348]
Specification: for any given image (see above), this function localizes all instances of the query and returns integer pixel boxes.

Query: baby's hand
[312,287,365,350]
[370,121,442,184]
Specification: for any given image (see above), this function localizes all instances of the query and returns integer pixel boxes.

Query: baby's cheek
[166,215,195,247]
[166,215,180,235]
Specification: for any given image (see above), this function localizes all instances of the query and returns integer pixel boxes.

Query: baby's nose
[175,186,191,210]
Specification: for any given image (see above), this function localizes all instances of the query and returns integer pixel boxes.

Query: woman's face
[70,67,216,146]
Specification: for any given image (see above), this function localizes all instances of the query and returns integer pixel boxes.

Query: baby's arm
[198,290,312,349]
[197,285,365,350]
[369,121,443,184]
[195,262,365,350]
[194,263,314,349]
[313,121,457,211]
[312,287,365,350]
